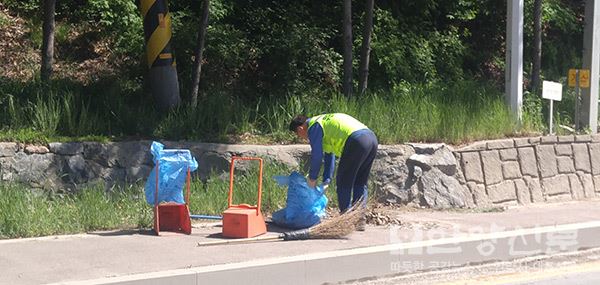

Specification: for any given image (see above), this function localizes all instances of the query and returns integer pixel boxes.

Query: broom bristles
[306,195,366,239]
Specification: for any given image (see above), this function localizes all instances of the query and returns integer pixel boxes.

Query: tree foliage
[3,0,585,97]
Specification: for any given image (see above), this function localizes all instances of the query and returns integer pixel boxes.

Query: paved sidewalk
[1,200,600,285]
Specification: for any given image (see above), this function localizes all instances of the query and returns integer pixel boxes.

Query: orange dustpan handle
[228,156,263,215]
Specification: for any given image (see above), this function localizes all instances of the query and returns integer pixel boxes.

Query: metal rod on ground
[197,235,283,247]
[190,215,222,220]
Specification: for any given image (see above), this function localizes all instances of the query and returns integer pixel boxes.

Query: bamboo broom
[197,196,366,247]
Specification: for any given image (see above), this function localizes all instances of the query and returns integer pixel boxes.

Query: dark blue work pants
[336,129,378,212]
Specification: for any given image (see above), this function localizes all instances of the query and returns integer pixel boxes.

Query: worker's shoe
[356,216,366,231]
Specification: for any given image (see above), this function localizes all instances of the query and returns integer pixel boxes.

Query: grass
[0,78,545,145]
[153,80,535,145]
[0,183,151,238]
[188,163,294,216]
[0,162,354,239]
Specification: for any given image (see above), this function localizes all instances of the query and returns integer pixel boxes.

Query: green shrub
[30,94,62,136]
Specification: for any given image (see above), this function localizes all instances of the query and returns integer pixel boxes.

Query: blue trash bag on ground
[271,171,328,229]
[144,141,199,205]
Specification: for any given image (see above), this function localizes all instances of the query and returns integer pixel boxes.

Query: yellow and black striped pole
[140,0,181,110]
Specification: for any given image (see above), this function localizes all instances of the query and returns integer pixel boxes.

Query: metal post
[549,100,554,135]
[575,69,580,131]
[581,0,600,133]
[506,0,524,123]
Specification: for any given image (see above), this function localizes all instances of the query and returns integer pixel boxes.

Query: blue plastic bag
[144,142,199,205]
[271,171,328,229]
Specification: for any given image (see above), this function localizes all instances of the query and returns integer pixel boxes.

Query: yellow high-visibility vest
[308,113,368,157]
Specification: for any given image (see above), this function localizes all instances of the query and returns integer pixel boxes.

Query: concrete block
[558,135,575,143]
[573,144,591,173]
[499,148,518,161]
[487,139,515,150]
[502,161,522,179]
[518,147,539,177]
[514,179,531,205]
[589,143,600,175]
[578,172,596,198]
[546,193,574,202]
[541,175,571,196]
[481,150,502,185]
[568,174,585,200]
[575,135,592,142]
[555,144,572,156]
[467,182,490,207]
[524,176,544,203]
[514,138,531,147]
[536,145,558,178]
[487,180,517,203]
[529,137,542,145]
[557,157,575,174]
[594,175,600,193]
[456,142,487,152]
[461,152,484,183]
[541,136,558,144]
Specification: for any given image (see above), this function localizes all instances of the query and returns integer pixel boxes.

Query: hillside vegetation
[0,0,586,144]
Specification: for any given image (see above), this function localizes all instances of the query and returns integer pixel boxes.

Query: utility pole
[140,0,181,111]
[579,0,600,133]
[506,0,524,123]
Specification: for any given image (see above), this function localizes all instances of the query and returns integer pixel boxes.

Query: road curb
[53,221,600,285]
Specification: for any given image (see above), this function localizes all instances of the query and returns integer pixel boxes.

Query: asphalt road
[348,248,600,285]
[510,270,600,285]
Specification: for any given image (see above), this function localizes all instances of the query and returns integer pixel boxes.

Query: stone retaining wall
[455,135,600,207]
[1,135,599,208]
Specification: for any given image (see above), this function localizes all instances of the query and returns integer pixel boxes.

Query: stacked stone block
[456,135,600,207]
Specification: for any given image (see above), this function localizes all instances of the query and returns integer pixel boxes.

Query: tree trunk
[41,0,56,82]
[531,0,542,92]
[342,0,353,98]
[190,0,210,108]
[358,0,374,95]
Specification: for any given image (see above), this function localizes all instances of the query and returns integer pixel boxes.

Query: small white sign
[542,81,563,101]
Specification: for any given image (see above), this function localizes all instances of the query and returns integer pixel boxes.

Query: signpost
[568,68,590,130]
[542,81,563,135]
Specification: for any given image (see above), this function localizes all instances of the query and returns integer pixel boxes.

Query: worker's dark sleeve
[322,153,335,184]
[308,123,324,181]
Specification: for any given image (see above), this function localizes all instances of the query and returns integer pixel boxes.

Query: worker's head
[289,115,309,140]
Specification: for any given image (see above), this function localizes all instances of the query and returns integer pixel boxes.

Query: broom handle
[197,235,282,247]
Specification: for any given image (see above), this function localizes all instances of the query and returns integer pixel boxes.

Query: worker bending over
[289,113,378,230]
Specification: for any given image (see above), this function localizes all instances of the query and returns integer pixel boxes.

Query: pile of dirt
[365,202,406,226]
[0,3,39,80]
[326,202,406,227]
[365,210,402,226]
[0,3,131,83]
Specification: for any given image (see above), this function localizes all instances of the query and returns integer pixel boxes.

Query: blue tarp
[144,142,198,205]
[271,171,328,229]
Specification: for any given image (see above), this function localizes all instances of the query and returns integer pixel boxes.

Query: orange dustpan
[222,157,267,238]
[153,161,192,235]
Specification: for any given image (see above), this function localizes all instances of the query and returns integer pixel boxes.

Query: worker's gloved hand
[307,178,317,188]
